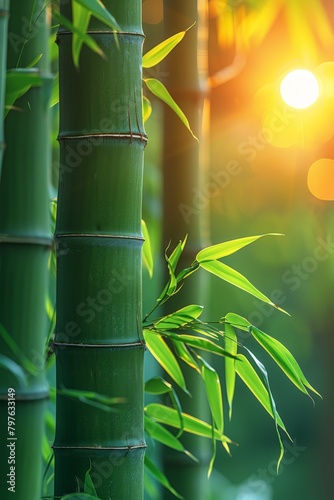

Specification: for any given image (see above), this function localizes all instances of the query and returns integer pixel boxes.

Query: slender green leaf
[196,233,283,262]
[53,11,104,65]
[26,54,43,68]
[144,330,188,393]
[199,357,224,434]
[73,0,121,31]
[144,78,198,140]
[155,305,203,329]
[251,326,321,397]
[235,354,287,433]
[172,340,200,374]
[145,376,184,436]
[142,25,194,68]
[161,331,238,359]
[143,95,152,122]
[72,2,92,68]
[176,263,199,282]
[145,376,173,395]
[224,324,237,420]
[226,312,320,398]
[50,73,59,107]
[84,468,98,496]
[200,260,288,313]
[5,69,43,115]
[0,354,27,386]
[54,387,125,412]
[169,236,187,273]
[225,312,251,330]
[145,455,183,499]
[208,421,217,478]
[145,403,233,444]
[0,323,38,375]
[145,415,196,461]
[141,219,154,278]
[241,349,286,470]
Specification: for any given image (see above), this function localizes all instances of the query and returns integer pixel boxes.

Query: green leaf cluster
[141,231,320,487]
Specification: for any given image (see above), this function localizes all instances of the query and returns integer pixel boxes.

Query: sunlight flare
[280,69,319,109]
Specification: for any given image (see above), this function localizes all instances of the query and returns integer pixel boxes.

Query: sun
[280,69,319,109]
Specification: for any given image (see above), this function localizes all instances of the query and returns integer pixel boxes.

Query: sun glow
[280,69,319,109]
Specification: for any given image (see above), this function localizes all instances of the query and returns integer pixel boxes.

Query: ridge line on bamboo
[52,341,145,348]
[58,133,148,142]
[0,235,53,246]
[53,444,147,450]
[55,233,144,240]
[57,30,145,38]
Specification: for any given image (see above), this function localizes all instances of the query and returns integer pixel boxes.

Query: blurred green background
[142,1,334,498]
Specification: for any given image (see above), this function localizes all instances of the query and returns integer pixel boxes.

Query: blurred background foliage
[142,0,334,498]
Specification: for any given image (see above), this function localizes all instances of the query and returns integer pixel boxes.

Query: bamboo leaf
[53,11,104,67]
[0,323,38,375]
[224,324,237,420]
[144,455,183,499]
[26,54,43,68]
[172,340,200,374]
[55,387,125,412]
[5,69,43,115]
[200,260,288,313]
[225,312,251,330]
[145,415,196,461]
[73,0,121,31]
[235,354,288,433]
[155,305,203,329]
[142,24,194,68]
[199,357,224,434]
[0,354,27,386]
[144,78,198,140]
[250,325,321,398]
[241,348,286,470]
[143,95,152,122]
[145,376,173,395]
[84,467,98,496]
[145,376,184,436]
[162,331,238,359]
[72,2,92,68]
[145,403,233,445]
[50,73,59,107]
[169,236,187,273]
[196,233,283,262]
[144,329,188,393]
[226,312,320,398]
[208,422,217,478]
[141,219,154,278]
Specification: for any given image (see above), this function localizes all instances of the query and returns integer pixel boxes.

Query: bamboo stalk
[0,1,51,498]
[162,1,211,498]
[0,0,9,172]
[53,2,146,498]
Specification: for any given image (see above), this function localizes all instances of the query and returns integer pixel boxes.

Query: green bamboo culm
[162,1,211,498]
[53,1,146,498]
[0,0,9,171]
[0,0,51,498]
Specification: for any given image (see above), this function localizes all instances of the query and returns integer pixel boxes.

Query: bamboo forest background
[0,0,333,499]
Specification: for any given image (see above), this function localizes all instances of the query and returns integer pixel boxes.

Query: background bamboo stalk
[162,1,212,498]
[53,2,146,498]
[0,0,9,172]
[0,1,51,498]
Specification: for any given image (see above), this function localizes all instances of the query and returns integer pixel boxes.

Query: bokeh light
[280,69,319,109]
[308,159,334,200]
